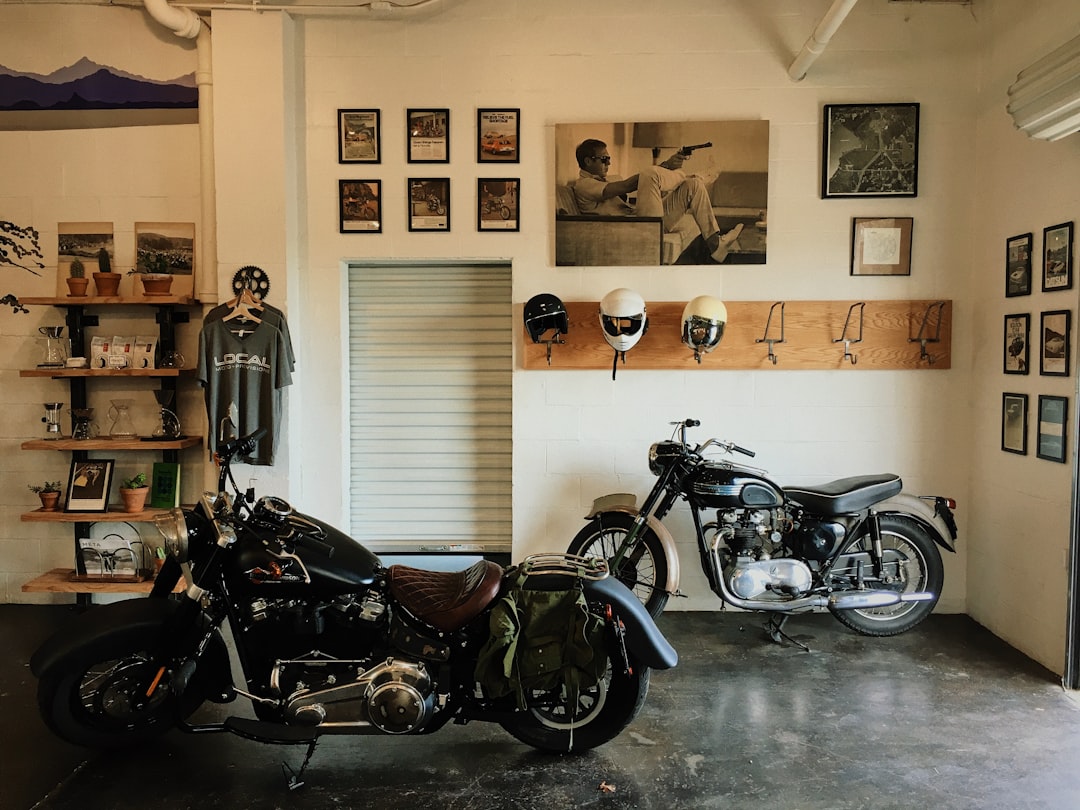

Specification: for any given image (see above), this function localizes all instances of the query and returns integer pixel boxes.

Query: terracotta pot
[140,273,174,296]
[38,491,60,512]
[65,277,89,297]
[120,487,149,514]
[93,272,122,297]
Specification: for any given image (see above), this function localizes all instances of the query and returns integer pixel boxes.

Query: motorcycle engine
[707,508,814,600]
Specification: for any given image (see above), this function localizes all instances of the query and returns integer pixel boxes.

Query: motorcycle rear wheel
[567,511,669,617]
[500,662,650,752]
[37,628,201,748]
[828,514,944,636]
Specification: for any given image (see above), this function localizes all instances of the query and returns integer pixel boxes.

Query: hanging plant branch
[0,220,45,276]
[1,293,28,314]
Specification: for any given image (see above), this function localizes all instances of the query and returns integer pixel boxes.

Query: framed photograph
[1003,313,1030,374]
[339,180,381,233]
[135,222,195,297]
[407,108,449,163]
[1001,393,1029,455]
[477,178,520,231]
[821,103,919,198]
[337,109,381,164]
[408,178,450,231]
[1039,309,1071,376]
[1006,232,1033,297]
[850,216,912,276]
[1037,395,1068,463]
[1042,221,1074,292]
[64,459,115,513]
[477,108,519,163]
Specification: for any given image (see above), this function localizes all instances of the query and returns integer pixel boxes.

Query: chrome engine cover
[729,557,813,599]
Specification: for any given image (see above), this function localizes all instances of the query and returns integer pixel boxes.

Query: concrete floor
[4,604,1080,810]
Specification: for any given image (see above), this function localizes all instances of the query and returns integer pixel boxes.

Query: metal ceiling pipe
[143,0,203,38]
[788,0,859,82]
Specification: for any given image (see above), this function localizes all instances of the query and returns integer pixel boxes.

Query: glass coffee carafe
[38,326,68,368]
[107,398,138,440]
[69,408,99,440]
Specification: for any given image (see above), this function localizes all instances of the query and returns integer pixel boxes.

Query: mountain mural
[0,58,196,111]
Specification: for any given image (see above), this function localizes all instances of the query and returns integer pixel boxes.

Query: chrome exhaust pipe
[829,591,934,610]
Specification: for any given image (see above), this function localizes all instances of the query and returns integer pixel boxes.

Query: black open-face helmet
[523,293,569,343]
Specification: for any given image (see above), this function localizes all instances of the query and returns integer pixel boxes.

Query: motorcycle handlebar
[217,428,268,462]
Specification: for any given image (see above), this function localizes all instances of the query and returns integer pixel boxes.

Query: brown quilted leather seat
[387,560,504,632]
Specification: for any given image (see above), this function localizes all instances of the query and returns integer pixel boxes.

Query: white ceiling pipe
[142,0,457,17]
[788,0,860,82]
[143,0,203,38]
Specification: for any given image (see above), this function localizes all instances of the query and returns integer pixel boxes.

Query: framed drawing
[64,459,115,513]
[850,216,912,276]
[1042,221,1073,292]
[1039,309,1071,376]
[339,180,381,233]
[408,178,450,232]
[57,222,114,297]
[1003,313,1030,375]
[477,178,519,232]
[1006,232,1033,297]
[338,109,381,164]
[477,108,519,163]
[821,103,919,198]
[1037,395,1068,463]
[407,108,449,163]
[1001,392,1028,455]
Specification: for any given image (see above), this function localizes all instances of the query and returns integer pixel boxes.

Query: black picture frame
[1037,395,1068,463]
[1003,313,1030,375]
[1042,221,1074,292]
[64,458,115,513]
[408,178,450,232]
[1039,309,1071,376]
[477,108,520,163]
[821,103,919,198]
[339,180,382,234]
[1006,232,1033,297]
[337,109,381,164]
[407,108,449,163]
[477,178,520,232]
[1002,392,1029,455]
[850,216,913,275]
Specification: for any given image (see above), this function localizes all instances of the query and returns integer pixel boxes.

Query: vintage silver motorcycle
[568,419,958,642]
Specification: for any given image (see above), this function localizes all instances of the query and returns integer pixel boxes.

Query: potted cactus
[119,472,149,513]
[93,247,121,297]
[66,258,89,297]
[28,481,62,512]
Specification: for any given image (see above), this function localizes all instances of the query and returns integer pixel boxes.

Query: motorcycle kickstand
[282,738,319,791]
[765,614,811,652]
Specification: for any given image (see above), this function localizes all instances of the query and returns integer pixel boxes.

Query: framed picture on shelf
[477,178,520,231]
[477,108,519,163]
[337,109,381,164]
[1039,309,1071,376]
[339,180,381,233]
[850,216,912,276]
[1037,395,1068,463]
[1006,232,1033,297]
[1001,392,1028,455]
[1042,221,1073,292]
[407,108,449,163]
[64,459,115,513]
[135,222,195,298]
[408,178,450,231]
[821,103,919,198]
[1003,313,1030,375]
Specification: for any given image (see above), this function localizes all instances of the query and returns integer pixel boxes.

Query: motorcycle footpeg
[224,716,319,745]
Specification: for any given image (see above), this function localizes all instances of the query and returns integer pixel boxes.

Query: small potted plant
[28,481,62,512]
[119,472,149,513]
[66,258,89,297]
[93,247,121,296]
[129,253,173,296]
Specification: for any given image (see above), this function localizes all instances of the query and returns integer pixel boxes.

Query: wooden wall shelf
[22,568,182,594]
[20,368,193,378]
[21,506,186,523]
[19,296,199,306]
[521,299,952,371]
[22,437,202,452]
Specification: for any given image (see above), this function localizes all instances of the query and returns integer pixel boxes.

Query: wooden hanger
[222,287,263,324]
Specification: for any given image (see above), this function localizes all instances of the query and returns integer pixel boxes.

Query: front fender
[585,495,681,596]
[584,576,678,670]
[877,492,958,553]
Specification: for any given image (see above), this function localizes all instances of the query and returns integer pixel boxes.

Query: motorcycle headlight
[153,508,191,563]
[648,441,682,475]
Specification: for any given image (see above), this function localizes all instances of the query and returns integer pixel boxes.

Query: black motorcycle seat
[784,474,902,516]
[388,560,504,632]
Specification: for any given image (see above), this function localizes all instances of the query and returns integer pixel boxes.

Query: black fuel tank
[685,464,784,509]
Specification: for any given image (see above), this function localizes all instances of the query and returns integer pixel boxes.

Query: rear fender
[876,492,958,553]
[585,495,681,595]
[583,576,678,670]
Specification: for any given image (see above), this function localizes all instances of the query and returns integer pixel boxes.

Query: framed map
[822,103,919,198]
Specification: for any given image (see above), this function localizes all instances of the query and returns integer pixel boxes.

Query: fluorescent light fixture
[1007,33,1080,142]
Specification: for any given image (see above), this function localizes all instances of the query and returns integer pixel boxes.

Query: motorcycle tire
[499,205,511,220]
[567,511,669,618]
[828,514,944,637]
[500,662,650,753]
[37,626,203,748]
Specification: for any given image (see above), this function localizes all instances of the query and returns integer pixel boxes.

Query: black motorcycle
[31,430,676,785]
[568,419,957,641]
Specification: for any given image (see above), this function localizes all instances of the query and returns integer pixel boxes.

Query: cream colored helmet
[599,288,648,353]
[681,295,728,362]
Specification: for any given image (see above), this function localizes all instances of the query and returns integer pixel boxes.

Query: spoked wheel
[827,515,944,636]
[499,205,511,219]
[567,511,669,617]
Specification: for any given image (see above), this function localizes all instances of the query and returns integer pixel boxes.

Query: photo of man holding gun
[573,138,744,264]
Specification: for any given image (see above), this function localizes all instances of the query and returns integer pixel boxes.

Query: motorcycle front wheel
[37,627,201,748]
[827,514,944,636]
[567,511,669,617]
[500,662,650,752]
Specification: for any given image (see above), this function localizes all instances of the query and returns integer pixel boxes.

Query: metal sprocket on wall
[231,265,271,302]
